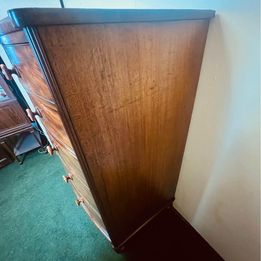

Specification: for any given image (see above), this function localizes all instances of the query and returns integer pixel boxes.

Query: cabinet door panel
[0,102,29,137]
[0,75,31,138]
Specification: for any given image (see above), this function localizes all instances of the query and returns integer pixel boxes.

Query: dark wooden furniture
[0,8,215,250]
[0,74,41,164]
[0,74,31,138]
[0,140,13,168]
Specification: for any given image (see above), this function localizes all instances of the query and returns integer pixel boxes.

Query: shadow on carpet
[0,150,223,261]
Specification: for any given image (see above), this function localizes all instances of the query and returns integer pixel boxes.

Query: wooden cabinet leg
[0,140,21,164]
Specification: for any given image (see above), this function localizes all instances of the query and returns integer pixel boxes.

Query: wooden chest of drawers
[0,8,214,251]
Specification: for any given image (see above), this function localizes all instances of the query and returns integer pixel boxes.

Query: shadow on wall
[174,9,260,261]
[174,14,232,221]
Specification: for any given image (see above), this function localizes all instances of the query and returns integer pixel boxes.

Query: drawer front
[28,93,73,150]
[54,139,87,185]
[70,174,99,215]
[0,30,28,45]
[54,139,102,221]
[74,189,108,239]
[3,43,54,102]
[82,200,107,237]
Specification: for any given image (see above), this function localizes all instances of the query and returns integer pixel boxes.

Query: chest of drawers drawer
[3,43,54,103]
[52,138,101,220]
[27,94,73,150]
[53,138,86,184]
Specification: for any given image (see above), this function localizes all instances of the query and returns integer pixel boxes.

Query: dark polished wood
[0,75,31,139]
[0,30,28,45]
[37,19,210,245]
[27,95,73,150]
[8,8,215,28]
[25,26,111,240]
[0,140,13,168]
[0,8,214,250]
[3,43,54,102]
[54,138,88,186]
[0,17,18,36]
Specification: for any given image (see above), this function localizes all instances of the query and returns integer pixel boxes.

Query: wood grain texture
[1,29,107,238]
[0,102,31,138]
[3,43,54,102]
[25,26,111,240]
[54,137,89,187]
[37,20,210,245]
[55,137,101,216]
[26,93,73,151]
[0,75,31,139]
[0,30,28,45]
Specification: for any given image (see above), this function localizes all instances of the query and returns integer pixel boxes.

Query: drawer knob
[46,145,57,155]
[0,64,21,80]
[26,108,42,121]
[75,197,84,206]
[63,174,73,183]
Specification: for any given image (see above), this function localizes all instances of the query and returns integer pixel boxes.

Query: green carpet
[0,151,123,261]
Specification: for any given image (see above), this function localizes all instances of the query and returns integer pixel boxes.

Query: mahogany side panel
[37,20,210,245]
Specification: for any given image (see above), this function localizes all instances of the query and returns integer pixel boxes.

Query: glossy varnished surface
[0,17,17,35]
[0,76,31,138]
[38,20,209,244]
[0,30,28,45]
[3,43,54,102]
[0,28,107,237]
[0,102,31,138]
[0,26,104,232]
[28,94,73,150]
[8,8,215,27]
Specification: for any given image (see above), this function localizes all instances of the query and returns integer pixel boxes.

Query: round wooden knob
[63,174,73,183]
[75,197,84,206]
[46,145,56,155]
[0,64,20,80]
[26,108,42,122]
[26,108,35,121]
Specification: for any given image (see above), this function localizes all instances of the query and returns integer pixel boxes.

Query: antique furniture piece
[0,140,13,168]
[0,74,41,164]
[0,8,215,250]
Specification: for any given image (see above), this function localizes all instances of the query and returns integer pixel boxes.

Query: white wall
[1,1,259,260]
[0,0,61,19]
[63,1,260,260]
